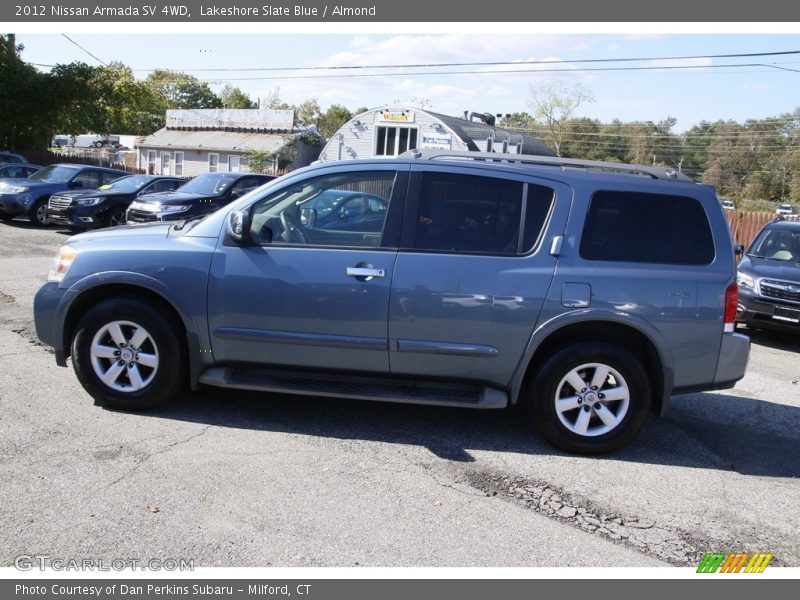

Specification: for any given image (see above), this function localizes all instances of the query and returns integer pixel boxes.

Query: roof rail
[399,149,693,182]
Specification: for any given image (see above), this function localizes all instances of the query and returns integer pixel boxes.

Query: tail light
[724,281,738,333]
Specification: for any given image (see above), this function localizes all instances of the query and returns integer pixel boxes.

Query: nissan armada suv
[33,151,750,454]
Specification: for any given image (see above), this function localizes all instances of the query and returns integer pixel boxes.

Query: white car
[776,203,796,216]
[720,199,736,211]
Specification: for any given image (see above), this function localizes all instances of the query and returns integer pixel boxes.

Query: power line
[181,61,800,83]
[121,49,800,73]
[59,34,107,67]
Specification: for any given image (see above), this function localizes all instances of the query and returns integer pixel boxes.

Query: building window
[146,151,157,175]
[173,152,183,177]
[229,155,241,173]
[375,126,418,157]
[208,153,219,173]
[161,153,171,176]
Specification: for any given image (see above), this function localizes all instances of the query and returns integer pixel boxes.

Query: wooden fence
[727,211,800,248]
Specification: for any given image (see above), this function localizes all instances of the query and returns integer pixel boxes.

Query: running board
[199,367,508,409]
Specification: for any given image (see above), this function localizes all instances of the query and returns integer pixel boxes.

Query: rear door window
[410,172,554,255]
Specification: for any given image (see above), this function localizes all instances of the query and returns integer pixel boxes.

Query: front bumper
[33,281,69,366]
[46,207,104,229]
[737,288,800,328]
[0,194,30,216]
[126,209,187,223]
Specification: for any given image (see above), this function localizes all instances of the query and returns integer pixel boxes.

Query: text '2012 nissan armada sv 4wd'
[34,151,750,454]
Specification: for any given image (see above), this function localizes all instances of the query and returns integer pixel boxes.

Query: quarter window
[580,191,714,265]
[412,172,554,255]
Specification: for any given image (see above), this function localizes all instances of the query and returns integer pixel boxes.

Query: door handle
[346,267,385,280]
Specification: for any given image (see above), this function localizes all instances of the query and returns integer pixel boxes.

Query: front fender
[53,271,211,388]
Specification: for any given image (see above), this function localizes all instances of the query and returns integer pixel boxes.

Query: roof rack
[399,149,694,182]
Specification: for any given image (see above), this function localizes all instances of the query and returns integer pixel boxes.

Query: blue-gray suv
[33,151,750,454]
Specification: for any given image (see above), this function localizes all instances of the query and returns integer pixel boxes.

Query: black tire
[105,206,127,228]
[28,198,49,227]
[528,341,651,455]
[71,298,185,410]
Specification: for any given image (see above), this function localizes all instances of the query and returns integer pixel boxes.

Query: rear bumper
[713,332,750,389]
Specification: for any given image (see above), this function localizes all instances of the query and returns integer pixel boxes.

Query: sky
[13,31,800,133]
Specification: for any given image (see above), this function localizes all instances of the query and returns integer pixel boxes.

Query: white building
[137,109,323,177]
[319,106,554,162]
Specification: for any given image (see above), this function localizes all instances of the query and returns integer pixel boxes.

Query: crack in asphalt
[11,326,54,354]
[462,469,786,567]
[104,425,213,489]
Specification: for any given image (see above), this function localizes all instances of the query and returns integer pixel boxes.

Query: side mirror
[228,209,253,245]
[734,244,744,257]
[299,207,317,227]
[69,181,83,189]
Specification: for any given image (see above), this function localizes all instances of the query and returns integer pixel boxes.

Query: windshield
[96,175,151,193]
[748,228,800,262]
[177,173,238,195]
[29,165,79,183]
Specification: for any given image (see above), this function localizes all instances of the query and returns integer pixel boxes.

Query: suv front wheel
[529,341,651,454]
[71,299,185,410]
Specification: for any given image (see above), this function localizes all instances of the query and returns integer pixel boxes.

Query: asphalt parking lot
[1,219,798,569]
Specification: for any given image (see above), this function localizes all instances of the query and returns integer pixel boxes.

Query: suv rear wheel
[71,299,185,410]
[529,341,651,454]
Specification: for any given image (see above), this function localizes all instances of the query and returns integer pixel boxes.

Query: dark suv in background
[47,175,186,230]
[737,218,800,329]
[126,172,275,223]
[34,151,749,455]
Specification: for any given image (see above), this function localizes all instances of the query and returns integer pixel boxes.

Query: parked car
[47,175,187,230]
[0,151,29,164]
[0,163,129,225]
[736,218,800,330]
[775,203,796,216]
[0,163,42,179]
[33,150,749,455]
[126,172,275,224]
[720,199,736,211]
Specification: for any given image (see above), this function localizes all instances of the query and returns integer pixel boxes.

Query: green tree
[220,85,256,109]
[0,34,54,150]
[295,98,321,128]
[146,69,222,109]
[318,104,353,139]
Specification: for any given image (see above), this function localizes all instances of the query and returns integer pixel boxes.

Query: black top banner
[3,0,800,22]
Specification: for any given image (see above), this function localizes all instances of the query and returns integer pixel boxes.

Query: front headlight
[47,245,79,283]
[0,185,29,194]
[737,272,755,289]
[74,197,103,206]
[159,204,190,213]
